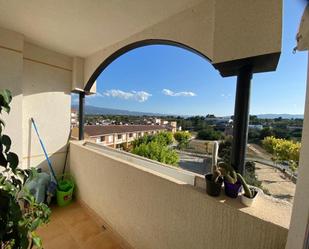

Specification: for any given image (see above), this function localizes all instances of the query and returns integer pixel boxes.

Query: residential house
[71,125,167,148]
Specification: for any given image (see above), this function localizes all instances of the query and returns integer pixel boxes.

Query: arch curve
[84,39,212,92]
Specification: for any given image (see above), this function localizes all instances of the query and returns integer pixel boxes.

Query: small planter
[224,180,242,198]
[205,173,223,197]
[240,187,261,207]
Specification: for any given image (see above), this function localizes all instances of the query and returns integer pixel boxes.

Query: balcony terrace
[66,141,291,249]
[0,1,309,249]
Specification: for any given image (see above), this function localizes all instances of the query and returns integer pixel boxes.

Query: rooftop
[76,125,167,137]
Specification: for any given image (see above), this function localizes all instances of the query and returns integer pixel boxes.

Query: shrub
[174,131,191,149]
[131,132,179,166]
[132,141,179,166]
[244,161,270,195]
[262,136,301,172]
[197,127,223,140]
[153,131,174,146]
[218,136,232,164]
[132,131,173,148]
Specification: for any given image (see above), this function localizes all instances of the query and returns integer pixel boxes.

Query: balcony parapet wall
[70,141,290,249]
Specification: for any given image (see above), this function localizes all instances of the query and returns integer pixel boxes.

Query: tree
[174,131,191,149]
[259,127,274,140]
[131,132,179,166]
[132,141,179,165]
[153,132,174,146]
[248,128,261,143]
[132,132,173,148]
[249,115,260,125]
[197,126,223,140]
[218,136,232,164]
[262,136,301,172]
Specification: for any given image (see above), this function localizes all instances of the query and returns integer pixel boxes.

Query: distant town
[71,108,303,143]
[70,107,302,203]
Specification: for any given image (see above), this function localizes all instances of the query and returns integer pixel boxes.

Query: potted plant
[219,162,242,198]
[0,89,51,249]
[205,141,223,196]
[205,164,223,196]
[237,174,260,207]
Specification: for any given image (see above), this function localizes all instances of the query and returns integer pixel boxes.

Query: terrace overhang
[0,0,282,91]
[0,0,282,173]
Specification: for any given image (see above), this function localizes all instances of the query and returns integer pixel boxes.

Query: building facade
[72,125,167,149]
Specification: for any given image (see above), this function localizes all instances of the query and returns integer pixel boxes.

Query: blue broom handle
[31,118,58,184]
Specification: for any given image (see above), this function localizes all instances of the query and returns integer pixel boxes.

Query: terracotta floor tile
[59,206,90,227]
[69,219,103,244]
[38,202,125,249]
[83,231,123,249]
[43,233,80,249]
[37,219,68,242]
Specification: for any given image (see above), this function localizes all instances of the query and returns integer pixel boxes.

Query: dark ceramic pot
[224,179,242,198]
[205,173,223,197]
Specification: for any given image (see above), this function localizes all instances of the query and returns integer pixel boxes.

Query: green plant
[132,132,174,148]
[0,90,51,249]
[210,141,221,183]
[131,141,179,166]
[262,136,301,172]
[218,162,238,184]
[237,174,254,198]
[218,162,254,198]
[197,127,223,140]
[211,164,222,183]
[218,136,232,164]
[174,131,191,149]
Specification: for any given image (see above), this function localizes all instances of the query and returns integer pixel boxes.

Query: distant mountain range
[255,114,304,119]
[72,105,304,119]
[71,105,165,116]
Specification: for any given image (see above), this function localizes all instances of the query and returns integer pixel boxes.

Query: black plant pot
[205,173,223,197]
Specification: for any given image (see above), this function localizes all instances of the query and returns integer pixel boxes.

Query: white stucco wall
[0,27,23,159]
[285,53,309,249]
[84,0,215,85]
[70,142,289,249]
[22,43,72,173]
[84,0,282,86]
[212,0,282,63]
[0,27,73,173]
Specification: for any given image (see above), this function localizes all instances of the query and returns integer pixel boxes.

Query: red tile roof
[83,125,166,137]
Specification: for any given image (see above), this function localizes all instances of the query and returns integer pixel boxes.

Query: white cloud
[162,89,196,97]
[221,93,231,98]
[103,89,151,102]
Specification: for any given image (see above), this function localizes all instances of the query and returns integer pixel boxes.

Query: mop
[31,118,58,203]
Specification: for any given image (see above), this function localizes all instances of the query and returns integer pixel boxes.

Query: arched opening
[84,39,212,92]
[78,40,254,176]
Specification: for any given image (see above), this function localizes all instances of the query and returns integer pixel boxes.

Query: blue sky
[74,0,308,116]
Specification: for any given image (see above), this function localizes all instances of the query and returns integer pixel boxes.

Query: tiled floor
[37,202,123,249]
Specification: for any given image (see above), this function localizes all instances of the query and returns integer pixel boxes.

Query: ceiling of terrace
[0,0,203,57]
